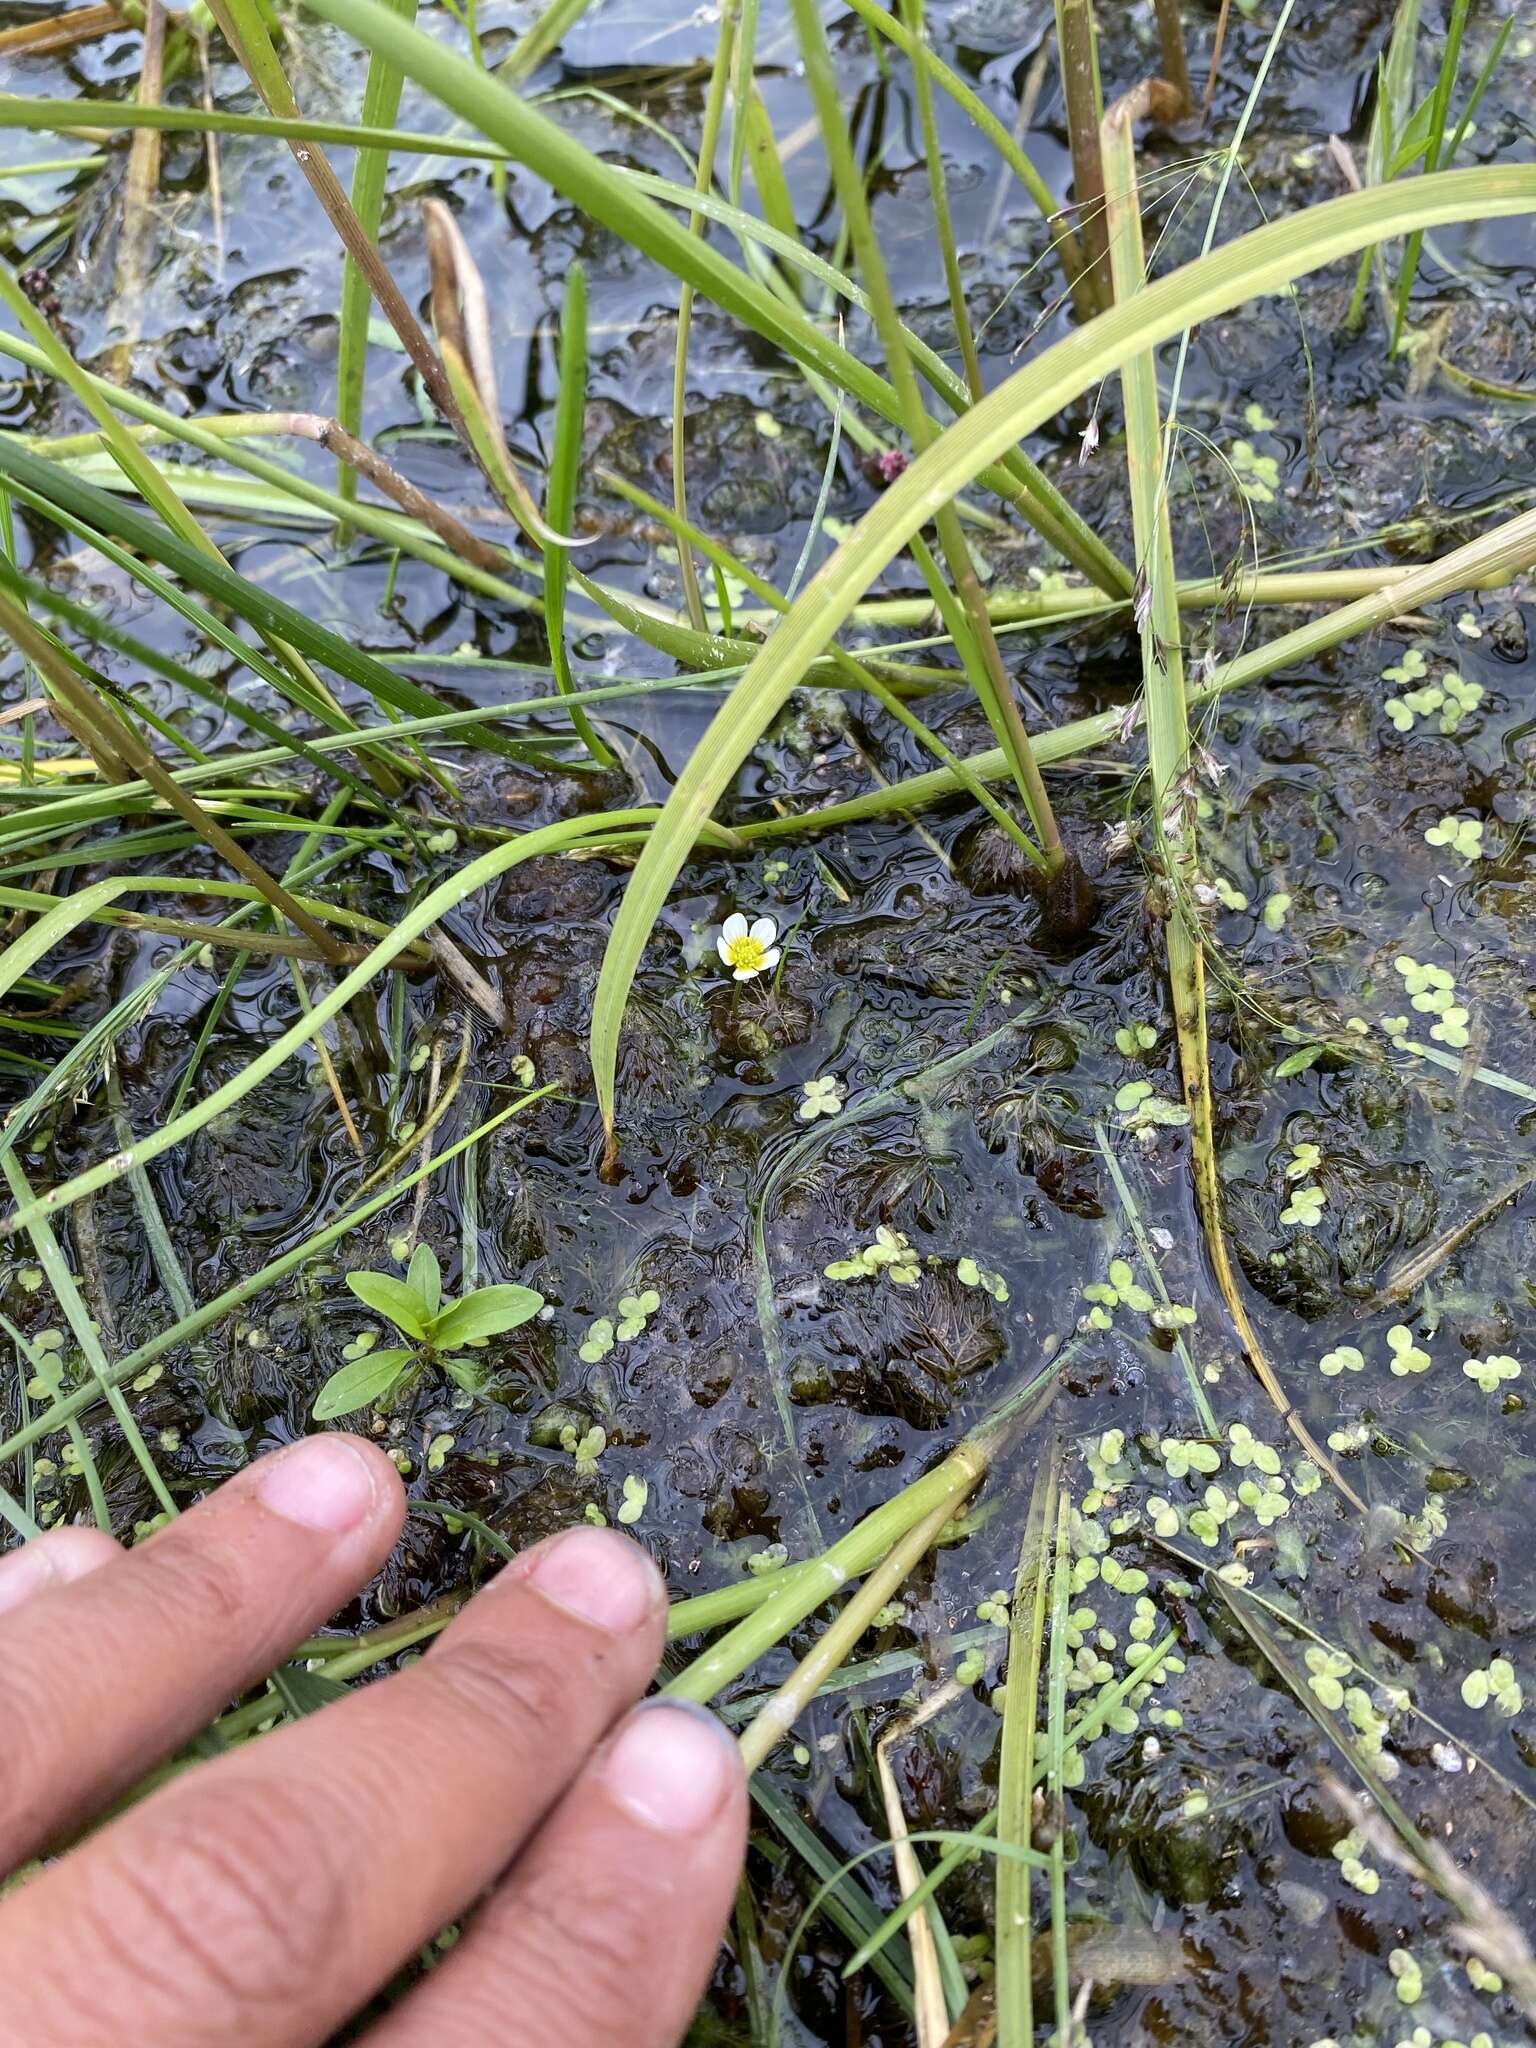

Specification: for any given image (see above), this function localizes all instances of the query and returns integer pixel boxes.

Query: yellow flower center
[725,934,768,973]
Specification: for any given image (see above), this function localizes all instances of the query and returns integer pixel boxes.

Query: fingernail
[605,1700,738,1833]
[255,1435,381,1532]
[523,1526,659,1635]
[0,1527,115,1616]
[0,1541,64,1617]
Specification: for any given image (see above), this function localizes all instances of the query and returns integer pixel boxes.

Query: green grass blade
[586,161,1536,1140]
[672,0,738,636]
[995,1455,1057,2047]
[336,0,419,514]
[749,1780,916,2011]
[1104,100,1352,1496]
[0,256,213,555]
[0,1313,110,1533]
[546,262,617,767]
[1389,0,1468,353]
[0,96,514,158]
[0,880,122,1003]
[839,0,1086,301]
[498,0,597,87]
[1043,1489,1072,2038]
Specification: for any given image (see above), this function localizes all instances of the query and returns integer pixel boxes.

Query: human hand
[0,1435,746,2045]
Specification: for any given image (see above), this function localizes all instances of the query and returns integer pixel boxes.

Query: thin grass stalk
[105,0,166,383]
[861,671,1045,869]
[545,263,617,766]
[0,95,519,155]
[1347,0,1423,332]
[2,1314,111,1533]
[994,1453,1057,2046]
[1389,0,1469,354]
[874,1686,966,2045]
[107,1067,198,1326]
[1151,0,1193,114]
[165,821,360,1123]
[423,200,576,550]
[737,1489,966,1774]
[837,0,1090,310]
[899,0,984,402]
[672,0,738,635]
[1100,97,1361,1506]
[726,0,760,212]
[335,0,419,522]
[1054,0,1108,306]
[788,0,1063,865]
[749,1785,915,2011]
[0,877,430,959]
[1201,0,1232,117]
[497,0,595,87]
[1043,1489,1072,2039]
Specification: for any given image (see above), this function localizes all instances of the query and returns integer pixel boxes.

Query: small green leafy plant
[824,1225,920,1286]
[314,1245,543,1420]
[1423,814,1484,860]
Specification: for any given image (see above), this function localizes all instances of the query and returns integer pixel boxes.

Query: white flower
[717,910,781,982]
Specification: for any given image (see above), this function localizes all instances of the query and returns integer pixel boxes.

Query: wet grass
[3,0,1536,2040]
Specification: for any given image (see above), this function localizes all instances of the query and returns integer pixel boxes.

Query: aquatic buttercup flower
[717,911,781,982]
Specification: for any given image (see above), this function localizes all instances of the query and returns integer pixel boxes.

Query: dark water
[3,0,1536,2040]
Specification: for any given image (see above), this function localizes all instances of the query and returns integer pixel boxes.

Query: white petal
[758,947,781,972]
[733,963,761,981]
[722,912,749,943]
[716,934,734,964]
[748,915,778,946]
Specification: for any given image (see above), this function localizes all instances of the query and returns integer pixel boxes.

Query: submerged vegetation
[2,0,1536,2037]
